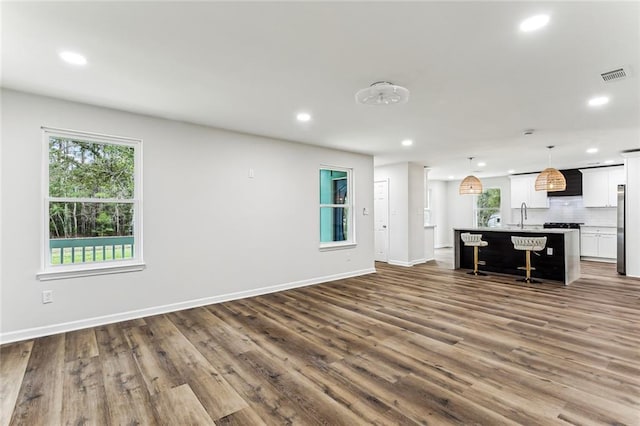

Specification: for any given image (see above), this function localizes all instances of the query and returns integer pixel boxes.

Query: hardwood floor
[2,253,639,425]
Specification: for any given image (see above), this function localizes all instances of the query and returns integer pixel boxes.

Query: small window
[475,188,501,228]
[319,167,354,248]
[39,128,143,280]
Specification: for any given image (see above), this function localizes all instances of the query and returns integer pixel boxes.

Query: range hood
[547,169,582,197]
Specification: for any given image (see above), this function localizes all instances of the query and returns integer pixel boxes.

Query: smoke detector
[523,129,535,136]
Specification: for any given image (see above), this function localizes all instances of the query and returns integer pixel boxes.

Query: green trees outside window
[476,188,501,227]
[45,129,141,267]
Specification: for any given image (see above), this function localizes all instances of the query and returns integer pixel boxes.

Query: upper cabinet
[509,174,549,208]
[580,166,625,207]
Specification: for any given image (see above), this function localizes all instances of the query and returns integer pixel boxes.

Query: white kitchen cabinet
[509,174,549,208]
[581,226,617,259]
[598,233,617,259]
[580,233,598,257]
[580,166,624,207]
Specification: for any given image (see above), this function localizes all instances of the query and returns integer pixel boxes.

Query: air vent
[601,68,627,82]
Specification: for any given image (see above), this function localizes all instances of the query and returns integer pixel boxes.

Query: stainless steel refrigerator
[617,184,626,275]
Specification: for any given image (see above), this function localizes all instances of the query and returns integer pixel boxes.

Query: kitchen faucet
[520,202,528,229]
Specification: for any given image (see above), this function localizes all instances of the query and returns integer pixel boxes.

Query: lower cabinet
[581,227,616,259]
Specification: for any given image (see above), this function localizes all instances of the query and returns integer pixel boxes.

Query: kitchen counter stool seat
[511,236,547,283]
[461,233,489,276]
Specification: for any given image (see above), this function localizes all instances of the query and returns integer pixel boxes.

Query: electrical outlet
[42,290,53,304]
[547,247,553,255]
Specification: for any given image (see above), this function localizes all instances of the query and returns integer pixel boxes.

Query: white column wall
[408,163,425,264]
[623,151,640,277]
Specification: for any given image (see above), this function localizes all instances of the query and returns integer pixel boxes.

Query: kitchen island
[454,227,580,284]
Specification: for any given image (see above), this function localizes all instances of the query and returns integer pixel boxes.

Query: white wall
[0,89,375,342]
[428,180,448,247]
[374,162,425,266]
[408,163,425,263]
[430,176,511,247]
[623,151,640,277]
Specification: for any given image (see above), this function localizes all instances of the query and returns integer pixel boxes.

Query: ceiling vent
[600,67,627,83]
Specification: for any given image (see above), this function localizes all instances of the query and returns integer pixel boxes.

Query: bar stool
[511,236,547,283]
[461,233,488,276]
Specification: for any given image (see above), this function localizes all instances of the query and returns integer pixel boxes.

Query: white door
[374,180,389,262]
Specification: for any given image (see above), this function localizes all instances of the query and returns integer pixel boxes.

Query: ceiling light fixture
[459,157,483,195]
[588,96,609,107]
[604,160,615,164]
[296,112,311,122]
[355,81,409,106]
[586,148,598,154]
[478,162,486,167]
[520,14,550,32]
[535,146,566,192]
[448,175,455,180]
[401,139,413,147]
[508,169,516,174]
[59,50,87,66]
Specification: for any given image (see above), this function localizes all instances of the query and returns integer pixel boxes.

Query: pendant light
[535,146,566,192]
[459,157,483,195]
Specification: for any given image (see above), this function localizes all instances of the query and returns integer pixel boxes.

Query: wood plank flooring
[2,251,639,425]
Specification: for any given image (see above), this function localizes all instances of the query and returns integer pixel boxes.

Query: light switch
[547,247,553,255]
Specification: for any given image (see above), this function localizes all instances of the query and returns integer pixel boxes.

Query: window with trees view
[41,128,142,277]
[319,167,354,247]
[475,188,501,227]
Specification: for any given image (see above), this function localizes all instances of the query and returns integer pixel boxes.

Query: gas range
[543,222,583,229]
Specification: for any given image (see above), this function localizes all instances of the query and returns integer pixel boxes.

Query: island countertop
[454,228,580,284]
[454,227,578,235]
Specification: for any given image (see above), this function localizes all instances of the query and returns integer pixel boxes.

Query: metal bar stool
[461,233,488,276]
[511,236,547,283]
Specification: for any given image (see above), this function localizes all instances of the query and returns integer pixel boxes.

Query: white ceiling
[2,1,639,179]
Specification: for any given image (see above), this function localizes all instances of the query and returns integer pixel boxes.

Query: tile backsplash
[510,196,617,226]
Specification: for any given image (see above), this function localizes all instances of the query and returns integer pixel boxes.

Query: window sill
[37,262,146,281]
[319,242,357,251]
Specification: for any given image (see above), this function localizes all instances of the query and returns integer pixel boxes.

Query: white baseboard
[388,258,427,267]
[580,256,616,264]
[0,267,376,345]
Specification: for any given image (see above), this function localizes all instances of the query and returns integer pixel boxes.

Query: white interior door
[374,180,389,262]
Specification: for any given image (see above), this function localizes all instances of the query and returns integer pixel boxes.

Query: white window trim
[319,165,356,250]
[473,187,501,228]
[39,126,144,280]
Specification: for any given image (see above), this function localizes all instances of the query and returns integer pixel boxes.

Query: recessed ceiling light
[401,139,413,147]
[586,148,599,154]
[59,50,87,66]
[296,112,311,122]
[447,175,454,179]
[588,96,609,107]
[477,162,486,167]
[508,169,515,174]
[604,159,615,164]
[520,14,550,32]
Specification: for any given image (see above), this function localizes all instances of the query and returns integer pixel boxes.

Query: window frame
[38,127,144,280]
[473,187,501,228]
[319,165,356,250]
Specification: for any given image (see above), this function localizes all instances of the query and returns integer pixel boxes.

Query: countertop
[454,227,579,234]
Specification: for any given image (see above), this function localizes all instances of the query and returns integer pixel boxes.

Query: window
[475,188,501,228]
[39,127,143,280]
[319,167,354,248]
